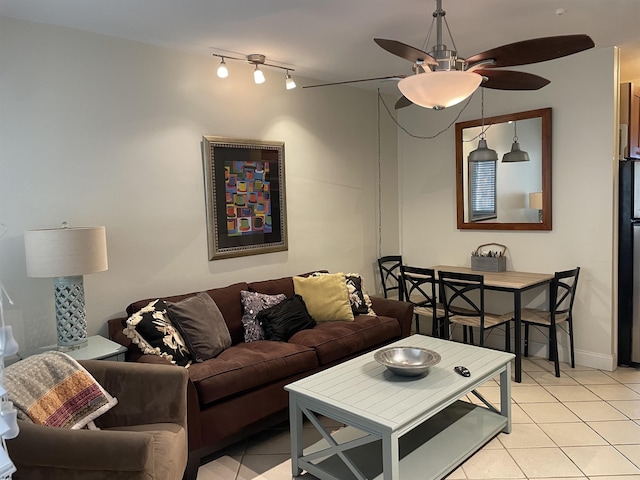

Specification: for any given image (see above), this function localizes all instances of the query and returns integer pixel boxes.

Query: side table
[17,335,127,362]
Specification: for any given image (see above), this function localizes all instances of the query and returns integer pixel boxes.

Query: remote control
[454,366,470,377]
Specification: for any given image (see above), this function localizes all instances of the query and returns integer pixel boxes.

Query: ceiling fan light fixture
[397,71,482,110]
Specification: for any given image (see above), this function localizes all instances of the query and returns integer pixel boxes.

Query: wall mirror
[455,107,552,230]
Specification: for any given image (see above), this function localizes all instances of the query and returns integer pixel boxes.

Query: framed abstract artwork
[202,136,287,260]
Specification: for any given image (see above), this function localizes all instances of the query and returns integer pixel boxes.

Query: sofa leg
[183,452,200,480]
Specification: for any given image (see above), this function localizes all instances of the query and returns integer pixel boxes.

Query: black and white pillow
[123,299,192,367]
[240,291,287,342]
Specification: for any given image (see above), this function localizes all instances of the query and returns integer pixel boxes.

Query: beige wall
[397,47,619,370]
[0,16,399,349]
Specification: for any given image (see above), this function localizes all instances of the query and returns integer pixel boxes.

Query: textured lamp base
[54,276,88,351]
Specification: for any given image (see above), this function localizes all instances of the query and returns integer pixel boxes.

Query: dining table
[431,265,554,383]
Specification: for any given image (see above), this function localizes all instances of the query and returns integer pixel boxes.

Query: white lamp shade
[398,71,482,109]
[24,226,108,278]
[529,192,543,210]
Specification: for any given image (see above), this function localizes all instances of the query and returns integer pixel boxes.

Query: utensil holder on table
[471,243,507,272]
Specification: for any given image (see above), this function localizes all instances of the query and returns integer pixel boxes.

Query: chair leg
[568,318,575,368]
[415,314,420,334]
[505,322,511,352]
[469,327,475,345]
[550,325,560,377]
[524,323,530,357]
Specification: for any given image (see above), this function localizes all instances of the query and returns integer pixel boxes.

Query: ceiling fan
[304,0,594,110]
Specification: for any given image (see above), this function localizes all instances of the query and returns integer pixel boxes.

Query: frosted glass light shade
[216,59,229,78]
[253,66,265,84]
[398,71,482,109]
[285,74,296,90]
[25,226,108,278]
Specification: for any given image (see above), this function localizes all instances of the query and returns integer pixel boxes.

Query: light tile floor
[196,356,640,480]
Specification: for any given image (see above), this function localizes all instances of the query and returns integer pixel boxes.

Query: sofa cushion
[187,341,318,405]
[166,292,231,362]
[288,315,401,366]
[258,295,316,342]
[240,290,287,342]
[293,273,354,322]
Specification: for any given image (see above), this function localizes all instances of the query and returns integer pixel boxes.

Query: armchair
[7,360,189,480]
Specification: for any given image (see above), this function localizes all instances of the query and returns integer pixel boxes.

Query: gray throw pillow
[166,292,231,362]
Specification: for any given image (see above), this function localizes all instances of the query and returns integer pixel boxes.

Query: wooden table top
[431,265,553,291]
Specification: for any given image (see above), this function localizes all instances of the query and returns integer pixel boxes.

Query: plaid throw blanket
[4,351,118,429]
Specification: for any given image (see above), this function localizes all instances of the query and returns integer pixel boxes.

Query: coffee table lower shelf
[299,400,507,480]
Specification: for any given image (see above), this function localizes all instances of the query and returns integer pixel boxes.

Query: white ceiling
[2,0,640,90]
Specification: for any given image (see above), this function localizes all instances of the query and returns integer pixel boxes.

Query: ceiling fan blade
[476,69,550,90]
[395,96,413,109]
[466,34,595,69]
[374,38,438,66]
[303,75,405,89]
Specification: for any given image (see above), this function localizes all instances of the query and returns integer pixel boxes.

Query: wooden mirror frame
[455,107,552,230]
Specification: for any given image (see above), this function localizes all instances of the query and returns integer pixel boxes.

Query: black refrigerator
[618,159,640,366]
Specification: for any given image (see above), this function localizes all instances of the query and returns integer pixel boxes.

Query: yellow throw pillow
[293,273,355,322]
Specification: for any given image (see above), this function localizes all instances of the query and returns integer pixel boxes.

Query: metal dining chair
[400,265,446,337]
[438,270,512,351]
[377,255,404,301]
[504,267,580,377]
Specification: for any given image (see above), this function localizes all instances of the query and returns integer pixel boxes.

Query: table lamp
[529,192,543,222]
[24,223,108,350]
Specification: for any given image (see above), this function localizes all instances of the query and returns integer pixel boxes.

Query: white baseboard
[447,327,617,372]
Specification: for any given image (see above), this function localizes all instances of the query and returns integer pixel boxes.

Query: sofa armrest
[7,420,154,473]
[370,296,414,338]
[81,360,188,429]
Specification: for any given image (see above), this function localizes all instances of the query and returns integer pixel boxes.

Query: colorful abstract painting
[202,137,287,260]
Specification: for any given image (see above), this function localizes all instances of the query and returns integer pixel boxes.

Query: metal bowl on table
[374,346,441,377]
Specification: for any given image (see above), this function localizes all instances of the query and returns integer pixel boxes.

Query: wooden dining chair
[438,270,512,351]
[400,265,446,337]
[505,267,580,377]
[377,255,404,301]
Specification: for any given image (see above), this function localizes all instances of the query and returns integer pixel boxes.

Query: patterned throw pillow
[345,273,376,316]
[240,290,287,342]
[123,299,192,367]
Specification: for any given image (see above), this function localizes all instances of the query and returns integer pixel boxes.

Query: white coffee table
[285,335,514,480]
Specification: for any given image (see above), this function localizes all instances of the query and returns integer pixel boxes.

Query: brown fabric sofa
[7,360,188,480]
[107,272,414,480]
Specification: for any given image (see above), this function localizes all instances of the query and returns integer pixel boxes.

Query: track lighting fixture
[212,52,296,90]
[216,57,229,78]
[253,65,265,84]
[285,70,296,90]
